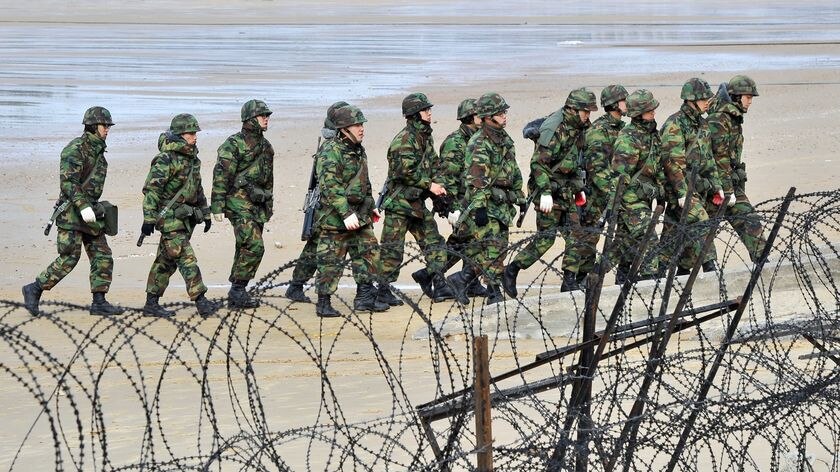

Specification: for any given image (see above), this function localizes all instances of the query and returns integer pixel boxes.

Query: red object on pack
[575,191,587,207]
[372,211,381,223]
[711,192,724,206]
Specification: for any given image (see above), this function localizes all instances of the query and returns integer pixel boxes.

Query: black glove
[475,207,489,227]
[203,218,211,233]
[141,222,155,237]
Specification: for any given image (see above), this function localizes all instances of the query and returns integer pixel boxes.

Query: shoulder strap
[157,157,195,221]
[537,109,565,147]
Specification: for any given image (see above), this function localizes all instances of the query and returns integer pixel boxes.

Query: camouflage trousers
[37,228,113,292]
[379,210,447,283]
[563,200,607,275]
[146,229,207,300]
[661,193,717,270]
[316,225,381,295]
[610,202,659,277]
[292,233,368,285]
[229,218,265,283]
[442,218,482,274]
[705,196,766,263]
[471,218,510,282]
[512,205,578,270]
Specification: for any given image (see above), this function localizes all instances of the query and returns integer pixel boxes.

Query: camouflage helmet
[600,84,629,108]
[680,78,713,101]
[169,113,201,134]
[728,75,759,97]
[332,104,367,129]
[324,101,350,130]
[475,92,510,118]
[626,89,660,118]
[456,98,477,120]
[402,92,434,117]
[240,99,272,122]
[82,106,114,126]
[565,88,598,111]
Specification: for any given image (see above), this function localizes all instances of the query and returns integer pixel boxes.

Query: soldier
[378,92,456,305]
[458,92,524,304]
[139,114,218,317]
[436,98,487,299]
[610,90,665,282]
[707,75,767,262]
[313,104,389,317]
[562,84,628,290]
[502,88,595,298]
[21,106,124,316]
[211,99,275,309]
[660,78,725,275]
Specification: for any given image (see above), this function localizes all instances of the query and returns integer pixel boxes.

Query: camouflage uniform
[706,76,767,261]
[659,79,722,271]
[610,90,665,280]
[142,127,209,300]
[211,100,274,286]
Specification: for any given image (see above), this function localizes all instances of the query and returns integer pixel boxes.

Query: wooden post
[474,335,493,471]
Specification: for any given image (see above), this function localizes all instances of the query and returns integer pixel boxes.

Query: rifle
[300,137,321,241]
[375,180,389,211]
[43,199,71,236]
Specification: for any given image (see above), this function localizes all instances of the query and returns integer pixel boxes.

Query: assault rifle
[376,180,389,211]
[300,137,321,241]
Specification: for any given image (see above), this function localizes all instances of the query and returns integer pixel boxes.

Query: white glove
[213,213,224,223]
[343,212,360,231]
[80,206,96,223]
[651,198,658,211]
[677,195,686,208]
[447,210,461,226]
[539,194,553,213]
[727,194,737,207]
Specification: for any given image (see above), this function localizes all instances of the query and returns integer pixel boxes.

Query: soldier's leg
[291,238,319,283]
[229,219,265,283]
[316,231,350,296]
[728,199,767,262]
[564,207,602,276]
[408,211,448,275]
[511,208,562,270]
[679,196,716,270]
[622,205,658,277]
[379,213,409,284]
[145,233,179,296]
[174,233,208,301]
[82,232,114,293]
[36,228,83,290]
[348,227,381,286]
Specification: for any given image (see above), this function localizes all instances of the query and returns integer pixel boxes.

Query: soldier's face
[617,100,627,115]
[740,95,753,111]
[488,111,507,129]
[695,99,710,113]
[182,132,197,145]
[96,124,112,140]
[419,108,432,123]
[577,110,591,123]
[345,123,364,143]
[641,109,656,121]
[471,115,482,127]
[256,114,270,130]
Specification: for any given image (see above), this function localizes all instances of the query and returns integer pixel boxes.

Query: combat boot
[354,283,389,312]
[143,293,174,318]
[576,272,588,291]
[432,273,466,305]
[229,281,260,309]
[502,262,521,298]
[676,266,691,276]
[195,294,220,317]
[90,292,125,316]
[446,270,468,299]
[22,280,43,316]
[376,284,404,307]
[615,263,630,285]
[560,270,581,293]
[485,283,505,305]
[411,268,434,298]
[316,294,341,318]
[465,275,488,298]
[702,260,718,273]
[284,282,312,303]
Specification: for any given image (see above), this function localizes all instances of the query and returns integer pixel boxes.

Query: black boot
[354,283,389,312]
[376,284,404,306]
[465,275,488,298]
[615,263,630,285]
[316,294,341,318]
[676,266,691,276]
[143,293,174,317]
[433,273,466,304]
[22,280,43,316]
[284,282,312,303]
[90,292,125,316]
[411,268,434,298]
[228,281,260,309]
[485,283,505,305]
[702,260,718,273]
[502,262,520,298]
[576,272,588,291]
[446,270,468,299]
[195,293,220,317]
[561,269,581,293]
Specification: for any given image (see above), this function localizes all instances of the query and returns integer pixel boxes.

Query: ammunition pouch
[402,185,425,201]
[94,201,119,236]
[695,177,713,195]
[248,186,272,204]
[490,187,509,204]
[357,196,375,220]
[636,177,659,201]
[347,194,364,205]
[733,162,748,183]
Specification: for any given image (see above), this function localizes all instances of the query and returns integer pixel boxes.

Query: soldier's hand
[372,208,382,223]
[203,219,212,233]
[213,213,224,223]
[474,207,489,227]
[574,191,587,207]
[447,210,461,226]
[539,194,553,213]
[343,212,360,231]
[712,189,725,206]
[727,193,737,207]
[429,182,447,197]
[677,195,687,208]
[81,206,97,223]
[141,222,155,237]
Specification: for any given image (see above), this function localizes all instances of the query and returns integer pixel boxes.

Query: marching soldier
[211,99,275,309]
[707,75,767,262]
[459,92,524,304]
[610,90,666,282]
[378,92,456,305]
[502,88,595,298]
[660,78,724,275]
[313,104,389,317]
[140,114,218,317]
[22,106,124,316]
[562,84,628,290]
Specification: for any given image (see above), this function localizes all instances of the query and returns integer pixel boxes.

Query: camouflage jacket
[210,123,274,223]
[465,125,524,225]
[142,132,209,233]
[584,113,625,205]
[315,134,376,231]
[382,119,437,218]
[437,123,476,211]
[55,131,109,235]
[707,100,747,196]
[528,108,587,210]
[660,103,722,200]
[611,118,665,207]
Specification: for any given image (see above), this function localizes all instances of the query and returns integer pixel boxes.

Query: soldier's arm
[660,120,689,198]
[586,127,615,195]
[141,154,173,224]
[194,160,209,213]
[467,140,492,209]
[389,134,432,190]
[610,134,638,177]
[707,114,735,194]
[264,142,275,215]
[317,146,352,218]
[210,138,238,214]
[437,136,462,194]
[59,143,92,212]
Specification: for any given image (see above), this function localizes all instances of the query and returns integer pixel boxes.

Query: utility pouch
[173,204,194,220]
[403,186,424,201]
[99,201,119,236]
[490,187,509,204]
[248,186,271,203]
[192,206,205,223]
